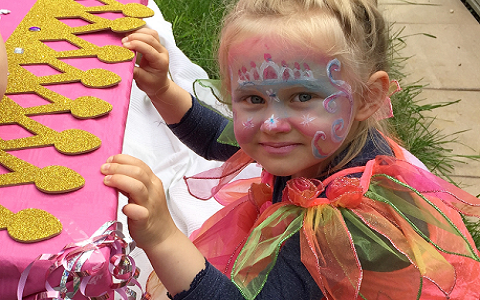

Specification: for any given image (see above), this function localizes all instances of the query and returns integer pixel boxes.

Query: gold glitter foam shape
[22,92,113,120]
[0,205,62,243]
[0,96,102,154]
[0,205,14,229]
[0,150,85,193]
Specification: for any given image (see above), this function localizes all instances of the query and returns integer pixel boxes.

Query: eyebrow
[234,82,261,92]
[235,78,337,95]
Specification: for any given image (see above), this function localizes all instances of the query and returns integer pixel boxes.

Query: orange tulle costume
[185,142,480,300]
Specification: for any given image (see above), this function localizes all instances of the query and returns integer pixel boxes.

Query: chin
[262,165,297,177]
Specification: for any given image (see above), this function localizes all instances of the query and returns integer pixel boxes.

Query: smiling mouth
[260,142,300,154]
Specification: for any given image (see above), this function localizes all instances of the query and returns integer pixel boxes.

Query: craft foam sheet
[0,0,150,298]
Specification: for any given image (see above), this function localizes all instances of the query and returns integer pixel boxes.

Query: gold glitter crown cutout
[0,0,153,194]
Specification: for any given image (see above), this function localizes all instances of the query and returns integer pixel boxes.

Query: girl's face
[0,33,7,98]
[228,36,357,178]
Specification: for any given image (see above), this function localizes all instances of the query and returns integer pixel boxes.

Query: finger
[125,28,160,41]
[106,154,150,170]
[127,42,168,73]
[122,203,149,222]
[110,154,157,179]
[102,154,164,192]
[103,173,149,206]
[101,157,148,177]
[101,163,156,199]
[123,32,164,52]
[122,32,166,59]
[132,66,158,87]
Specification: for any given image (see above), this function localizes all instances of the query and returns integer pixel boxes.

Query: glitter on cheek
[300,114,316,126]
[233,114,256,144]
[293,116,323,138]
[242,117,255,129]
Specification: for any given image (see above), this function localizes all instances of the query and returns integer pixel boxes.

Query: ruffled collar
[271,129,393,204]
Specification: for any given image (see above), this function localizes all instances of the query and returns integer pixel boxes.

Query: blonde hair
[217,0,392,173]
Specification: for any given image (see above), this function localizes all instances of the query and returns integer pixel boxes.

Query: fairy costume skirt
[184,149,480,300]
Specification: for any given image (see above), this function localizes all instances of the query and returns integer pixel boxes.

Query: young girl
[101,0,480,299]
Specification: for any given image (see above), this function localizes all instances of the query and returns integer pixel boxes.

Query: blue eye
[248,95,265,104]
[296,93,312,102]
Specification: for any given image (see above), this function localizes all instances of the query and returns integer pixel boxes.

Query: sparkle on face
[242,117,255,129]
[266,89,280,102]
[300,114,316,126]
[263,114,279,130]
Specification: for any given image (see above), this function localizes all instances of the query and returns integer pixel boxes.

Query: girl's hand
[101,154,176,251]
[122,28,193,124]
[101,154,206,295]
[122,28,171,100]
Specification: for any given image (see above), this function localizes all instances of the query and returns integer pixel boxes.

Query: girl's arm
[168,97,240,161]
[122,28,192,124]
[101,154,205,296]
[123,28,240,161]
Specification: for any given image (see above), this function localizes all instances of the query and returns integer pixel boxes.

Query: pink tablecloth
[0,0,148,298]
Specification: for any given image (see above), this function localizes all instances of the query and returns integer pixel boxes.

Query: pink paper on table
[0,0,149,298]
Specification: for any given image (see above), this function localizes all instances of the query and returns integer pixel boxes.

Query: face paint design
[229,38,355,177]
[331,118,345,143]
[309,58,354,158]
[232,53,353,150]
[263,114,279,129]
[323,59,353,114]
[242,117,255,129]
[312,131,328,158]
[237,53,317,86]
[266,89,280,102]
[300,114,316,127]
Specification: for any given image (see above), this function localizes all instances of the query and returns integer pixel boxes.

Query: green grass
[387,27,470,180]
[154,0,226,79]
[386,28,480,246]
[153,1,480,248]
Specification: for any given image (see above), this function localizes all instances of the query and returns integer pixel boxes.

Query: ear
[354,71,390,121]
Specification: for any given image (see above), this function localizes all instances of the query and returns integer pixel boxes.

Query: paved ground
[379,0,480,196]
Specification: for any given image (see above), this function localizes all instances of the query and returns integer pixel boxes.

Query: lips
[260,142,300,155]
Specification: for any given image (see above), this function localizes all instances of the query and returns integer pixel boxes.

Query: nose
[260,114,291,133]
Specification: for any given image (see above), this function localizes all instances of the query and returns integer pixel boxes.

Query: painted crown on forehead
[237,53,315,85]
